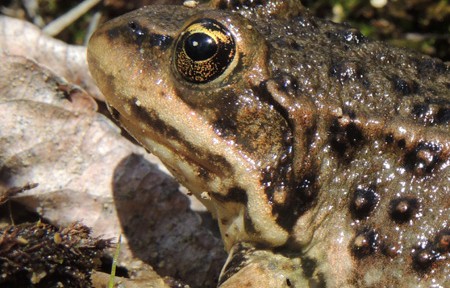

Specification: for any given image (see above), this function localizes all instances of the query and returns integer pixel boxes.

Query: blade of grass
[109,234,122,288]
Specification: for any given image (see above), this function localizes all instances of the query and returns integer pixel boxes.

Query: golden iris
[174,19,236,84]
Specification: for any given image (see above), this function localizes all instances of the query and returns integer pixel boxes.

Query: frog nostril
[128,21,145,37]
[128,21,137,30]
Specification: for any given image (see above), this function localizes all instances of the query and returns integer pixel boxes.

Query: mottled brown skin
[88,0,449,287]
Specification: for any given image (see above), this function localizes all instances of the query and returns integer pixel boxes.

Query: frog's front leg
[218,242,308,288]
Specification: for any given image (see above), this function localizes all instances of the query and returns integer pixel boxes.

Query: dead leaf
[0,16,103,100]
[0,53,225,287]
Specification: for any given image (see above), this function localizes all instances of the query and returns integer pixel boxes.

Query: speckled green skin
[88,0,449,287]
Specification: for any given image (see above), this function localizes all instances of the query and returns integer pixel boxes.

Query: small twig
[0,183,38,225]
[22,0,45,27]
[43,0,102,36]
[85,10,102,46]
[405,32,450,41]
[0,183,39,205]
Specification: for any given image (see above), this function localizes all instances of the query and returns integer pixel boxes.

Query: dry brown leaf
[0,16,103,100]
[0,53,225,287]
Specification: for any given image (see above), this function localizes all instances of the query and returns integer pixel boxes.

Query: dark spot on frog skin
[301,256,317,278]
[329,60,366,85]
[350,186,379,219]
[414,58,448,79]
[329,119,364,159]
[404,142,442,175]
[436,107,450,124]
[411,103,429,120]
[272,174,318,230]
[295,175,318,203]
[289,40,302,51]
[273,72,300,96]
[351,229,379,258]
[293,256,326,288]
[273,38,303,51]
[412,245,438,271]
[397,139,406,148]
[385,134,394,144]
[213,116,238,138]
[197,166,212,181]
[217,1,229,9]
[411,103,448,128]
[391,76,419,95]
[411,230,449,272]
[389,197,419,223]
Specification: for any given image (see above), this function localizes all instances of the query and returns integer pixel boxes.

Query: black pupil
[184,33,217,61]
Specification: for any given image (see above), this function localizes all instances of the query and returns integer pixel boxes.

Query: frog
[87,0,449,287]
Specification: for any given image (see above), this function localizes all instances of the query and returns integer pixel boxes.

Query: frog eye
[174,19,236,84]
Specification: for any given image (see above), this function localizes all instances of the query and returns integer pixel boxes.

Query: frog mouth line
[122,100,234,180]
[150,132,232,180]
